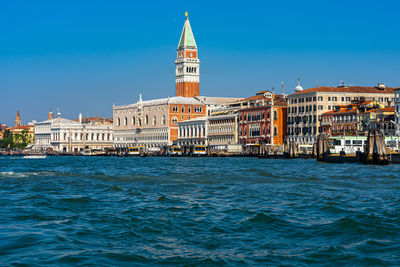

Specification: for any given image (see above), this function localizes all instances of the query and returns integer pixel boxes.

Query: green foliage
[0,129,30,149]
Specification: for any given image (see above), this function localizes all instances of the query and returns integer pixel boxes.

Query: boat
[169,146,183,156]
[81,149,106,156]
[191,145,207,156]
[23,154,47,159]
[329,135,400,154]
[127,146,144,156]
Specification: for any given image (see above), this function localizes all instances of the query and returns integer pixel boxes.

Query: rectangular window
[318,105,323,110]
[346,97,350,101]
[318,96,323,101]
[341,97,344,101]
[328,97,331,101]
[313,96,316,101]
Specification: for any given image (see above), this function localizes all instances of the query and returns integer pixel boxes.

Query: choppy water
[0,156,399,266]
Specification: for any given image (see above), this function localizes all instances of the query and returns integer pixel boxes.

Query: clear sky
[1,0,400,125]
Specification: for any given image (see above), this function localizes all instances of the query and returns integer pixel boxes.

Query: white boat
[23,155,47,159]
[81,149,106,156]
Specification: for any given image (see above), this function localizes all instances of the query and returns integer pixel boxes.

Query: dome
[295,82,303,92]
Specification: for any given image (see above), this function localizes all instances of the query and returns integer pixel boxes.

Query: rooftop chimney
[378,83,386,89]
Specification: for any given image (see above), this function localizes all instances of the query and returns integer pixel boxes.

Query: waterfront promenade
[0,156,399,265]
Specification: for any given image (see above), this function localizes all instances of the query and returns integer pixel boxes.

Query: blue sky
[1,0,399,125]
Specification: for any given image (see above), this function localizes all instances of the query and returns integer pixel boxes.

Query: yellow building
[10,125,35,146]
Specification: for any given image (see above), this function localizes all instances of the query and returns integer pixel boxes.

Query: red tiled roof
[292,86,396,95]
[9,125,34,131]
[378,107,395,112]
[322,109,357,115]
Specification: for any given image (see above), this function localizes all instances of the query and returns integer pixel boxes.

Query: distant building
[112,13,240,149]
[287,83,396,144]
[0,124,9,140]
[321,100,396,136]
[73,116,113,126]
[372,107,396,136]
[113,96,206,148]
[394,88,400,135]
[10,125,35,146]
[238,91,288,146]
[9,110,35,147]
[34,111,113,152]
[15,110,21,127]
[177,116,207,147]
[207,107,240,151]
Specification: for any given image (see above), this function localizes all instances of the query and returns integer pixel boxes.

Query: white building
[177,116,207,146]
[207,107,240,151]
[34,112,113,153]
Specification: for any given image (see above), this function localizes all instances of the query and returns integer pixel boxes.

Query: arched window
[274,110,278,121]
[162,115,166,125]
[145,115,149,125]
[124,117,128,126]
[132,117,135,125]
[274,126,278,136]
[117,118,120,126]
[153,116,157,125]
[188,106,191,113]
[172,116,178,125]
[139,118,142,126]
[181,106,185,113]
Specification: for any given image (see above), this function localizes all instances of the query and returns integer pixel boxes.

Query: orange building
[238,91,288,146]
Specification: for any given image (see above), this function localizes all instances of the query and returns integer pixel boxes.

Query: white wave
[0,171,59,178]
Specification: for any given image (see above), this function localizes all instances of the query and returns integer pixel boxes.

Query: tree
[13,129,30,149]
[0,130,13,149]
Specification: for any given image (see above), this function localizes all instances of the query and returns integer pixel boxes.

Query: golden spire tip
[185,11,188,18]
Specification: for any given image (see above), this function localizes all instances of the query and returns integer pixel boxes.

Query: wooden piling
[364,129,388,165]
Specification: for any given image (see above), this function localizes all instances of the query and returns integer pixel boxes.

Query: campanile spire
[175,12,200,98]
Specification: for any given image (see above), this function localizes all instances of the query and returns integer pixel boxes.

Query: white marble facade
[34,116,113,152]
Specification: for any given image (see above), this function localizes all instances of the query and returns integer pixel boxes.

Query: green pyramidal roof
[177,17,197,49]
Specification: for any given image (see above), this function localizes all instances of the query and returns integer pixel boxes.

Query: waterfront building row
[287,83,397,144]
[34,111,113,153]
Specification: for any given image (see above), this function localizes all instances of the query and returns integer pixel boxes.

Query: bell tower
[15,110,21,127]
[175,12,200,98]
